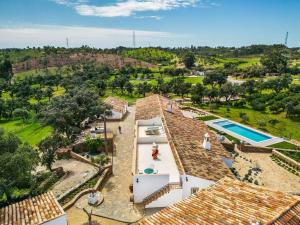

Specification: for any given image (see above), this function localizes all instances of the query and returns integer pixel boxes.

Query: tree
[84,136,103,155]
[125,82,134,96]
[220,82,239,103]
[113,75,129,95]
[203,71,228,88]
[136,82,152,97]
[257,120,267,129]
[0,131,40,202]
[169,77,192,97]
[38,133,69,171]
[191,83,206,104]
[96,80,107,96]
[41,89,108,139]
[13,108,30,122]
[263,74,292,93]
[239,112,249,123]
[33,87,44,103]
[45,86,54,101]
[182,52,195,69]
[260,47,287,73]
[205,88,219,103]
[0,57,13,81]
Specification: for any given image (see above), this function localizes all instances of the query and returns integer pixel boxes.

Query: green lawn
[197,115,219,121]
[268,141,298,150]
[197,105,300,141]
[0,119,52,146]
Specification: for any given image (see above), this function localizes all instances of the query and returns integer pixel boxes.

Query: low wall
[62,188,94,211]
[221,142,235,152]
[238,144,272,153]
[62,166,112,210]
[272,150,300,171]
[70,151,100,168]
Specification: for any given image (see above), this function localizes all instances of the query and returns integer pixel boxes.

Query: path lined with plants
[70,106,143,223]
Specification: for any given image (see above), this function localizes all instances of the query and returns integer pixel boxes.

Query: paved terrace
[70,106,143,223]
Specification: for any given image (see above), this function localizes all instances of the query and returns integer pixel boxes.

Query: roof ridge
[158,96,186,175]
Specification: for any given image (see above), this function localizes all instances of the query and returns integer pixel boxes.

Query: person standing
[118,125,122,134]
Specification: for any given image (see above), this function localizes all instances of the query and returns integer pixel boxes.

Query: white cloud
[0,25,173,48]
[73,0,198,17]
[134,15,163,20]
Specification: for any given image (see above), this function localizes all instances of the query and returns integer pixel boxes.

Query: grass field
[198,56,261,70]
[0,119,52,146]
[197,104,300,141]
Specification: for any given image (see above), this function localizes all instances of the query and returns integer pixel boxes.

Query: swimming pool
[213,120,271,142]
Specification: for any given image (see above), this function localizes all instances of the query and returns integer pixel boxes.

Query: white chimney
[203,133,211,150]
[167,101,173,113]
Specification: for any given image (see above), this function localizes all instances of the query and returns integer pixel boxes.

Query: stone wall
[221,142,235,152]
[238,144,272,153]
[70,151,100,168]
[72,135,114,153]
[62,166,112,211]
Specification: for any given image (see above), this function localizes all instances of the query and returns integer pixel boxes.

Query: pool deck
[205,118,283,147]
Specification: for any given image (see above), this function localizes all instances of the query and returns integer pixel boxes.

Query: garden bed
[58,173,101,206]
[278,150,300,163]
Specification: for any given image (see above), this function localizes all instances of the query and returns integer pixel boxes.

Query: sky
[0,0,299,48]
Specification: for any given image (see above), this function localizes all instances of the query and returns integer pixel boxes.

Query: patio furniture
[145,126,160,135]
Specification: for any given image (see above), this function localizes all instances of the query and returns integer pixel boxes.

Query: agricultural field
[0,118,52,146]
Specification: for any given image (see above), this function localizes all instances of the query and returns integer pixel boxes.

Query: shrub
[233,99,246,108]
[257,120,267,129]
[84,136,103,155]
[239,112,249,123]
[250,99,266,111]
[91,153,110,166]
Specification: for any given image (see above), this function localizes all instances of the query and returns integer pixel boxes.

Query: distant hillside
[121,48,176,65]
[12,53,154,73]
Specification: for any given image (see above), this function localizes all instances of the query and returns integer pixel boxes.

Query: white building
[104,96,128,120]
[0,192,67,225]
[132,95,235,209]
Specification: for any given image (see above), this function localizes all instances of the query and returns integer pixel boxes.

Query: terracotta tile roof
[0,192,65,225]
[135,94,234,181]
[135,95,162,120]
[138,177,300,225]
[162,111,234,181]
[104,96,128,113]
[135,94,182,121]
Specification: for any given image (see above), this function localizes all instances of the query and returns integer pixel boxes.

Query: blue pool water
[214,120,271,142]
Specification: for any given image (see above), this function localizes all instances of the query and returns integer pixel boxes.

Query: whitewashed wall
[133,174,169,203]
[146,189,183,208]
[181,175,215,199]
[137,117,162,126]
[108,110,122,119]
